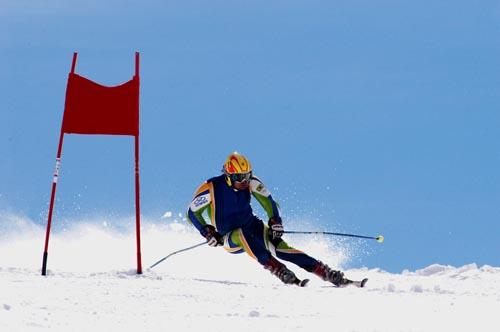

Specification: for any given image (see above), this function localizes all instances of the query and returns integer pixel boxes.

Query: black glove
[201,225,223,247]
[268,216,284,240]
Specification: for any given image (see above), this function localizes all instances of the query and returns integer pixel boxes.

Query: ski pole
[284,231,384,243]
[149,241,207,269]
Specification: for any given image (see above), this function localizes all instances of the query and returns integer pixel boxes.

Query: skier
[186,152,350,286]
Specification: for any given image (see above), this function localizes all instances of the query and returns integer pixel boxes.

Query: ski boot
[313,261,347,287]
[264,257,301,285]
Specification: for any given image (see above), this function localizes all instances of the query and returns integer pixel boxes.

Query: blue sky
[1,1,499,272]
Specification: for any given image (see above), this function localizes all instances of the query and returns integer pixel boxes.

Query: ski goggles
[229,172,252,183]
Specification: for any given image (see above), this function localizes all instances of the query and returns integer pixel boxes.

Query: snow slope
[1,215,498,332]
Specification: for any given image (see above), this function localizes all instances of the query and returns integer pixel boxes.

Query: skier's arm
[187,182,223,246]
[250,176,280,219]
[186,182,213,234]
[250,176,284,240]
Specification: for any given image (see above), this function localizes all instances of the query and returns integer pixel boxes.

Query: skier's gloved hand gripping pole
[268,216,284,240]
[201,225,224,247]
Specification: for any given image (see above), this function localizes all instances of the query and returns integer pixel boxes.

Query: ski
[291,277,367,288]
[293,278,310,287]
[338,277,368,288]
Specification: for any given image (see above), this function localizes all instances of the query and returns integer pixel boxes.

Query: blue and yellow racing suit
[187,174,319,271]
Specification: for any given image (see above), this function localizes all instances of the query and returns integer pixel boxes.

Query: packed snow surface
[1,215,498,332]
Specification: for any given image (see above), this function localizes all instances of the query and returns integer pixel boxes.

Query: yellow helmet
[223,152,252,185]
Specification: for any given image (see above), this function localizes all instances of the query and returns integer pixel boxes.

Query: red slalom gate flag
[61,62,139,136]
[41,52,143,277]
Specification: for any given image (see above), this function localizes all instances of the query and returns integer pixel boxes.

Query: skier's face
[228,172,252,190]
[233,179,250,191]
[228,172,252,183]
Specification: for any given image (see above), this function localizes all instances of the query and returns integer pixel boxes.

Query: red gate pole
[41,132,64,276]
[41,53,77,276]
[135,134,142,274]
[134,52,142,274]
